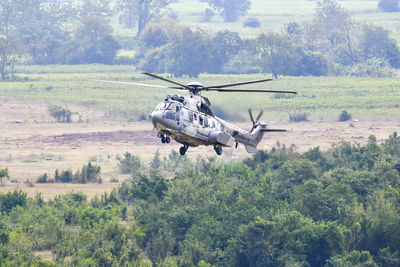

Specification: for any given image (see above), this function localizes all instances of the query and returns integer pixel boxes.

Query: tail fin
[245,144,258,153]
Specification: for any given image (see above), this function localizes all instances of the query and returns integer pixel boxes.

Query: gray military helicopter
[92,73,296,156]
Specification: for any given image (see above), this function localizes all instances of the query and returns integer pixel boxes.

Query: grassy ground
[5,66,400,122]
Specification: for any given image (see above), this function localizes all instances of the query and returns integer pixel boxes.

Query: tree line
[1,133,400,265]
[0,0,399,79]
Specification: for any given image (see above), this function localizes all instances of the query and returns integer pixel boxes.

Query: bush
[48,105,72,123]
[243,17,261,28]
[289,112,309,122]
[118,152,141,177]
[338,110,352,121]
[333,58,394,77]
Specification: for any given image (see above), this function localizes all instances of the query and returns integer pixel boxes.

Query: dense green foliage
[0,0,398,78]
[2,134,400,265]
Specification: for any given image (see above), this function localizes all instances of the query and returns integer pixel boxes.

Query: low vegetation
[1,134,400,265]
[36,162,101,184]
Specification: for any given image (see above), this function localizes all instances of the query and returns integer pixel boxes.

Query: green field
[1,65,399,123]
[161,0,400,42]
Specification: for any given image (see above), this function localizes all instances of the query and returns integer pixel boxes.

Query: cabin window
[221,124,224,131]
[199,115,203,126]
[204,117,209,127]
[189,111,193,121]
[212,121,216,128]
[176,106,180,112]
[194,113,197,121]
[166,111,175,120]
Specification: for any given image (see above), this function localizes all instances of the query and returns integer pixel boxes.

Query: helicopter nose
[151,110,163,128]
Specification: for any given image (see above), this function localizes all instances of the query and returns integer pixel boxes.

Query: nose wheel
[180,144,188,155]
[158,133,170,144]
[214,145,223,155]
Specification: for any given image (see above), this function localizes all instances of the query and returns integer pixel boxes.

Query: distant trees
[117,0,171,36]
[134,19,244,77]
[378,0,399,12]
[0,36,19,80]
[207,0,251,22]
[66,17,120,64]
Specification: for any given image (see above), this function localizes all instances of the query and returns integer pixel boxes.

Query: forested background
[0,0,399,79]
[1,134,400,265]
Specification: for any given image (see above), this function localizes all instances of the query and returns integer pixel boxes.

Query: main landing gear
[180,144,189,155]
[158,133,170,144]
[214,145,223,156]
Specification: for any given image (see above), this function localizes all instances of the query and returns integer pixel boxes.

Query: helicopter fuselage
[150,93,265,155]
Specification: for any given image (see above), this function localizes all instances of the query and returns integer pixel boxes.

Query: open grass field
[162,0,400,42]
[0,65,400,199]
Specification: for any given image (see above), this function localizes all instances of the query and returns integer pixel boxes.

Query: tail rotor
[248,108,264,132]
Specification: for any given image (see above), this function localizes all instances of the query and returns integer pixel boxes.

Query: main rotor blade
[256,110,264,122]
[207,88,297,94]
[261,129,287,132]
[142,72,189,89]
[248,109,255,124]
[89,79,181,89]
[206,78,273,89]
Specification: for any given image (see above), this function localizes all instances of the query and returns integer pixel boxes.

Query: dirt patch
[32,130,158,145]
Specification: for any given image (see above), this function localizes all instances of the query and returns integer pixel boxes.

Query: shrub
[289,112,309,122]
[338,110,352,121]
[333,58,394,77]
[118,152,141,177]
[48,105,72,123]
[243,17,261,28]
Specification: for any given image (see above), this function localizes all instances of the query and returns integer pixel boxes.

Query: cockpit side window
[204,117,208,127]
[194,113,197,121]
[165,103,173,110]
[212,120,216,128]
[176,106,180,112]
[199,115,203,126]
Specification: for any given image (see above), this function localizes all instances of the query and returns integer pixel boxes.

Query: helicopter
[92,73,296,156]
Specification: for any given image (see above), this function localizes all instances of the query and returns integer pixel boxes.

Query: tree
[118,152,142,178]
[66,17,120,64]
[150,150,162,169]
[79,0,113,19]
[0,36,18,80]
[359,24,400,68]
[314,0,360,66]
[208,30,242,73]
[253,32,300,78]
[118,0,171,36]
[208,0,251,22]
[0,168,9,187]
[378,0,399,12]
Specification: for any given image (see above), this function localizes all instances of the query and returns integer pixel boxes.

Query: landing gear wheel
[161,135,166,143]
[180,145,188,156]
[165,136,170,143]
[179,146,186,155]
[214,146,223,155]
